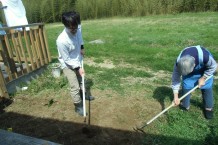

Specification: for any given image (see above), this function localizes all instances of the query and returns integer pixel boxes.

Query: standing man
[172,45,217,119]
[56,11,94,116]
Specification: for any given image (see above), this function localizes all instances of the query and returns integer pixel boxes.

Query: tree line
[0,0,218,24]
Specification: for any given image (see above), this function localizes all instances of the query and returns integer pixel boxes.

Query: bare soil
[0,88,161,145]
[0,60,171,145]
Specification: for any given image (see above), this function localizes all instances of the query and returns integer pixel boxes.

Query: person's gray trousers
[63,67,82,104]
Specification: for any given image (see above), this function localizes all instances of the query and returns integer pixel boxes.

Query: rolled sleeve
[204,56,217,77]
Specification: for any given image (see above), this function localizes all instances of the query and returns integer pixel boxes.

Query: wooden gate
[0,23,51,98]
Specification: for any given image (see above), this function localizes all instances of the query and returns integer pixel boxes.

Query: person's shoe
[85,95,95,101]
[179,104,189,111]
[75,102,85,116]
[204,109,213,119]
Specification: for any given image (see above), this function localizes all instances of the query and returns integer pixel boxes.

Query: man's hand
[198,76,206,88]
[173,93,180,106]
[79,68,85,77]
[81,49,85,56]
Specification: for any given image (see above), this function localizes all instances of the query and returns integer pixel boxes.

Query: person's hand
[173,93,180,106]
[79,68,85,77]
[173,98,180,106]
[198,76,206,88]
[81,49,85,56]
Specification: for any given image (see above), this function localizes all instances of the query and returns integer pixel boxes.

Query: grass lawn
[1,12,218,145]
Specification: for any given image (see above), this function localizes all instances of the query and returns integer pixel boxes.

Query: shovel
[81,59,86,118]
[134,75,213,133]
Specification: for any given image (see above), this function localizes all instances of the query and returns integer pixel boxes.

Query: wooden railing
[0,23,51,98]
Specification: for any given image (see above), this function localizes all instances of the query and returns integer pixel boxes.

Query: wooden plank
[1,56,33,62]
[38,27,48,64]
[4,35,14,63]
[41,25,51,62]
[29,29,40,68]
[0,23,44,31]
[0,72,9,98]
[18,31,30,73]
[0,129,61,145]
[14,33,25,74]
[4,34,18,78]
[0,39,14,80]
[11,33,23,77]
[24,29,35,70]
[34,29,44,66]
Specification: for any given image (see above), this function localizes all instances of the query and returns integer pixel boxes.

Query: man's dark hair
[62,11,81,28]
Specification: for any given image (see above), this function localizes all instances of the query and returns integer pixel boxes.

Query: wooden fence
[0,23,51,98]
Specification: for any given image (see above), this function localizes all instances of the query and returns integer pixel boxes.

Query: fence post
[0,71,9,98]
[41,25,51,62]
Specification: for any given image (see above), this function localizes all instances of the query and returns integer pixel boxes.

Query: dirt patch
[85,58,115,69]
[85,58,171,80]
[0,87,163,145]
[0,59,172,145]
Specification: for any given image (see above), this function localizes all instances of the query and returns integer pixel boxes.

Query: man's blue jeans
[181,88,214,109]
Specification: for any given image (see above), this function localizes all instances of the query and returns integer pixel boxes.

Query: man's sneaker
[75,102,87,116]
[85,95,95,101]
[179,104,189,111]
[75,106,84,116]
[204,110,213,119]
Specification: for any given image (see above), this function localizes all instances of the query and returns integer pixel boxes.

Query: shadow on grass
[152,86,204,110]
[152,86,173,110]
[50,58,59,64]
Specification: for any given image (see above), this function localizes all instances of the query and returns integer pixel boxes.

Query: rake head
[133,124,147,133]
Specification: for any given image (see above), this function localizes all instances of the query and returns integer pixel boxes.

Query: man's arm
[57,42,81,69]
[198,56,217,88]
[172,63,182,105]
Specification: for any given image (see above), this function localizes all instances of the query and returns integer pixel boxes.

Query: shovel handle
[81,59,86,117]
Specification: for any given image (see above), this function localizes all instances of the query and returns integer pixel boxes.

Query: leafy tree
[41,0,53,23]
[1,0,218,23]
[52,0,60,22]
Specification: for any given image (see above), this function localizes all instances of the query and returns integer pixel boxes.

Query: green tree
[3,0,218,23]
[41,0,53,23]
[51,0,60,22]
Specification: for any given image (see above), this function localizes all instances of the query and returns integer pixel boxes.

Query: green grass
[46,12,218,72]
[24,12,218,145]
